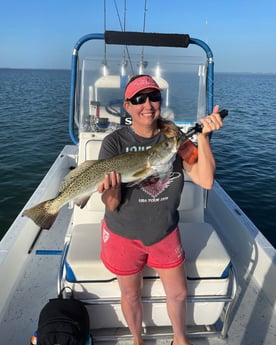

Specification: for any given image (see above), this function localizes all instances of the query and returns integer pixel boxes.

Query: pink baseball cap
[125,75,161,99]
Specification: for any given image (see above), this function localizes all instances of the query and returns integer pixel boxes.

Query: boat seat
[65,222,230,281]
[62,222,231,327]
[178,180,204,222]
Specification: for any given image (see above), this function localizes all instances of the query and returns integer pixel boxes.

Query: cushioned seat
[181,222,230,279]
[63,221,231,327]
[65,222,230,283]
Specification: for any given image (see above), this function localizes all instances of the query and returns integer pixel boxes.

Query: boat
[0,29,275,345]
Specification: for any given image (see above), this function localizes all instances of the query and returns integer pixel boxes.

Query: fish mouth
[175,128,187,148]
[175,136,182,150]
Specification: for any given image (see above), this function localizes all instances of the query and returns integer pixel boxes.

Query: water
[0,69,275,248]
[0,69,70,238]
[213,73,276,247]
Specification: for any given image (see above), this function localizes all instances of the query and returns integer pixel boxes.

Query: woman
[97,75,223,345]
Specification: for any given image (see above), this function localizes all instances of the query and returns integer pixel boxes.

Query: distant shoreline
[1,67,275,75]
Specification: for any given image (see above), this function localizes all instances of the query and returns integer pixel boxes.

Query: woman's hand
[97,171,121,211]
[200,105,223,136]
[97,171,121,193]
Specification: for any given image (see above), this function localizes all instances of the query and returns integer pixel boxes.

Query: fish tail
[23,199,60,230]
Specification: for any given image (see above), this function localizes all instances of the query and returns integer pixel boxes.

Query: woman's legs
[155,264,192,345]
[102,224,190,344]
[117,272,144,345]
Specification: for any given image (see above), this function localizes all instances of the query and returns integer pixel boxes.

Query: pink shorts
[101,219,185,275]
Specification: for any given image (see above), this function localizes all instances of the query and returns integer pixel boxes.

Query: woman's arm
[183,105,223,189]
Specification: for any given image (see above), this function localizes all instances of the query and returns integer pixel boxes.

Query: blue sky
[1,0,276,73]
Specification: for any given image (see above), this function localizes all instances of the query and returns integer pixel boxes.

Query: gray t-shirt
[98,126,184,246]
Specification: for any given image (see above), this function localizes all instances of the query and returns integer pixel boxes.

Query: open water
[0,69,275,247]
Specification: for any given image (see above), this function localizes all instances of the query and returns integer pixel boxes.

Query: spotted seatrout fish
[23,136,180,230]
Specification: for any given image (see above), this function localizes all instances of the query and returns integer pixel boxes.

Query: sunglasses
[127,92,162,105]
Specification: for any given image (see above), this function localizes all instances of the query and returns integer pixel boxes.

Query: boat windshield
[75,41,208,134]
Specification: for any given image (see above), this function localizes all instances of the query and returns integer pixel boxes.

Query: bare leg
[117,272,144,345]
[156,264,192,345]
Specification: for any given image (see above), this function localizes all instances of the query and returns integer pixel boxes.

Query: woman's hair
[158,118,182,139]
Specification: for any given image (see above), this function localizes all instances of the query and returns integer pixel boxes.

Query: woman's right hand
[97,171,121,211]
[97,171,121,193]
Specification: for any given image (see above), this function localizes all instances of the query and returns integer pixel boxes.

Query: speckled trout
[23,136,180,230]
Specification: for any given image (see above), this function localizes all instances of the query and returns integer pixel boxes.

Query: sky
[1,0,276,73]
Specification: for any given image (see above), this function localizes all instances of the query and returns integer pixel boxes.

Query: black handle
[105,31,190,48]
[218,109,228,119]
[183,109,228,139]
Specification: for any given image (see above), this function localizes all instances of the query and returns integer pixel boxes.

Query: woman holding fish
[97,75,223,345]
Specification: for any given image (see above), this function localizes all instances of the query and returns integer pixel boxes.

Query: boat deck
[0,207,275,345]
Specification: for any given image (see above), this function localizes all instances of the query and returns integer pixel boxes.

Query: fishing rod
[182,109,228,140]
[178,109,228,164]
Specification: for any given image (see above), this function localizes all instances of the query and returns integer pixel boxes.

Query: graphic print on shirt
[139,167,181,198]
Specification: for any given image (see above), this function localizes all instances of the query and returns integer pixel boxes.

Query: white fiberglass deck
[0,146,275,345]
[0,208,275,345]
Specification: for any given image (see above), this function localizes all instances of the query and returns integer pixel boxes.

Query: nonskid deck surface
[0,206,72,345]
[0,207,275,345]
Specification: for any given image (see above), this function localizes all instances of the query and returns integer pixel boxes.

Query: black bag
[37,288,90,345]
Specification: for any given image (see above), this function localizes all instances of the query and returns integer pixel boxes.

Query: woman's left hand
[200,105,223,135]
